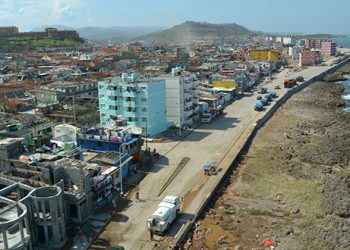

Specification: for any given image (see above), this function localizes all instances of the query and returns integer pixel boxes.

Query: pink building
[305,38,324,49]
[299,51,317,66]
[321,41,336,56]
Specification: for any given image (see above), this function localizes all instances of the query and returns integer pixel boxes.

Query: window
[101,113,106,117]
[99,94,105,98]
[142,117,147,122]
[141,97,147,102]
[69,204,77,218]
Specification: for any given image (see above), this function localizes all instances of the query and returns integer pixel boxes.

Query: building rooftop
[0,137,24,146]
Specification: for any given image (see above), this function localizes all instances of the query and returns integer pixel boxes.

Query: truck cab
[163,195,182,212]
[201,113,212,123]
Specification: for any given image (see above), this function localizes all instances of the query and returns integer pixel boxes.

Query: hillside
[137,21,258,41]
[77,26,166,42]
[0,29,84,52]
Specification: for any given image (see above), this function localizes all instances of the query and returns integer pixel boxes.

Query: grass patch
[157,157,190,197]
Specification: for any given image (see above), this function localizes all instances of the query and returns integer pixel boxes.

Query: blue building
[77,127,143,161]
[98,73,168,136]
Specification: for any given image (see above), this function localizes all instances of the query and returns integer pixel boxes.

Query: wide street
[94,61,336,249]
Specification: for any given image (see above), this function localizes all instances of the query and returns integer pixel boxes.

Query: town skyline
[0,0,349,34]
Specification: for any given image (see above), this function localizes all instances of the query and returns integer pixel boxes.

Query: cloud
[0,0,94,29]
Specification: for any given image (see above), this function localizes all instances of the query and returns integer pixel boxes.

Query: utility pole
[72,96,76,125]
[145,121,148,151]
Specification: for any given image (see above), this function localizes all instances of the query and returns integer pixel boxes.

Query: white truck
[147,195,181,234]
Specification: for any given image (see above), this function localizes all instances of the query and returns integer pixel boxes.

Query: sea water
[338,78,350,112]
[333,35,350,48]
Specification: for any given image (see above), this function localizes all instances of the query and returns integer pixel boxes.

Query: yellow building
[212,80,237,88]
[249,49,280,61]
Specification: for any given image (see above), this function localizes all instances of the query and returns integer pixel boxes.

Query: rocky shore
[186,74,350,249]
[323,63,350,82]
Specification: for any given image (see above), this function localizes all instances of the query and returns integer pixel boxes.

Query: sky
[0,0,349,34]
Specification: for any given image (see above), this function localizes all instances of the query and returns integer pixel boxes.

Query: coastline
[186,65,350,249]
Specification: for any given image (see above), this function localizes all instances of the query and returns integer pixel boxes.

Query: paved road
[94,61,336,249]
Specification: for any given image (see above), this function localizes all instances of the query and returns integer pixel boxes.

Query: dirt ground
[185,80,350,250]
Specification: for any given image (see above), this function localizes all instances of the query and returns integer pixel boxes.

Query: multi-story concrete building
[159,68,199,128]
[98,73,168,136]
[35,81,98,105]
[321,41,336,56]
[299,50,318,66]
[305,38,325,49]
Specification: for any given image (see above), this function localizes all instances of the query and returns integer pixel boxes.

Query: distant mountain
[32,25,166,42]
[136,21,258,42]
[76,26,166,42]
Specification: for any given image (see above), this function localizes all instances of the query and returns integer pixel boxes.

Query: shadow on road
[200,116,241,131]
[165,212,195,238]
[111,213,129,223]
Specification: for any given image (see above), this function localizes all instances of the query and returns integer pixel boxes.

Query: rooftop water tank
[122,73,128,82]
[131,73,138,82]
[171,68,178,76]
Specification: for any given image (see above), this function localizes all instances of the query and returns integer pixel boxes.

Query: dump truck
[260,97,269,106]
[296,76,304,82]
[258,87,268,94]
[255,101,264,111]
[147,195,182,234]
[284,79,297,88]
[269,90,277,98]
[265,94,272,102]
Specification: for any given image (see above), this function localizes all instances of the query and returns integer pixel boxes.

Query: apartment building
[98,73,168,136]
[321,41,336,56]
[159,67,199,128]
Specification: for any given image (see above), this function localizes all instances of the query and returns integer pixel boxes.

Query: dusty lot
[186,81,350,250]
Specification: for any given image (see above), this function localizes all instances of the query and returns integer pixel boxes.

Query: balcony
[123,101,137,108]
[184,109,193,118]
[123,91,137,98]
[184,92,191,99]
[107,90,122,96]
[123,111,137,118]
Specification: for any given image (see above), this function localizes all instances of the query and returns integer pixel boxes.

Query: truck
[284,79,297,88]
[258,87,268,94]
[147,195,182,234]
[255,101,264,111]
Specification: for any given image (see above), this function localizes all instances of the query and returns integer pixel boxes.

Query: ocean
[333,35,350,48]
[338,78,350,112]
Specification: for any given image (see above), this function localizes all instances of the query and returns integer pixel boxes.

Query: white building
[160,68,199,128]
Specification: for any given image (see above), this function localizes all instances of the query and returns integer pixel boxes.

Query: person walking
[135,192,140,202]
[78,227,84,243]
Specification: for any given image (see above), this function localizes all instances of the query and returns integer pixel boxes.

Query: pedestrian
[149,228,154,241]
[78,227,84,243]
[135,192,140,202]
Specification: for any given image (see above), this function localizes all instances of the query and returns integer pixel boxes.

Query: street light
[118,143,127,196]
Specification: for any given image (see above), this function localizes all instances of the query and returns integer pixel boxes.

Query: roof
[0,137,24,146]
